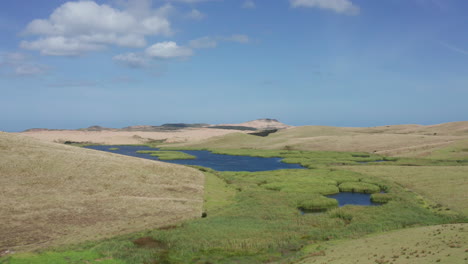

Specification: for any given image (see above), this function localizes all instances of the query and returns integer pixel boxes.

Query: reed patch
[136,150,196,160]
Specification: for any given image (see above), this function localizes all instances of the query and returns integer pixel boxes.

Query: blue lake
[85,145,304,172]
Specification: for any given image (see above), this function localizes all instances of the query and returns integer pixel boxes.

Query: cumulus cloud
[242,0,256,9]
[290,0,360,15]
[21,1,172,56]
[0,52,49,76]
[114,34,249,69]
[187,9,205,20]
[113,52,149,68]
[189,34,250,49]
[145,41,193,59]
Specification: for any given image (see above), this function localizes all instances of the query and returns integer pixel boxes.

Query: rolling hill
[163,122,468,158]
[0,132,204,253]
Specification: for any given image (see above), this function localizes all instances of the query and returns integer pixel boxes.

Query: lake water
[85,145,304,172]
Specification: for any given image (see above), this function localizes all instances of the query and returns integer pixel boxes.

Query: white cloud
[189,37,218,49]
[113,52,149,68]
[242,0,256,9]
[21,36,105,56]
[189,34,250,49]
[0,52,49,76]
[290,0,360,15]
[145,41,193,59]
[187,9,205,20]
[21,1,172,56]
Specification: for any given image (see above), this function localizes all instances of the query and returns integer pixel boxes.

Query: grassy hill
[162,122,468,158]
[0,132,204,253]
[342,166,468,216]
[297,223,467,264]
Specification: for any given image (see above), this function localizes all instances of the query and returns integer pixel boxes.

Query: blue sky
[1,0,467,131]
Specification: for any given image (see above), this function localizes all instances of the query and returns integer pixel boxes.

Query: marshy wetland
[3,140,466,263]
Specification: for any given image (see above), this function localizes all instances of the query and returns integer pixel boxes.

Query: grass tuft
[338,182,381,193]
[298,196,339,212]
[371,193,393,204]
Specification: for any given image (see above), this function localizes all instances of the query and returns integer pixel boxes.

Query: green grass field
[3,149,466,263]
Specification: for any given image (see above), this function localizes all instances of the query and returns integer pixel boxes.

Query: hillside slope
[164,122,468,157]
[0,132,204,252]
[298,223,467,264]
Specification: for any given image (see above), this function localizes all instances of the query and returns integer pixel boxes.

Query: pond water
[300,192,381,214]
[85,145,304,172]
[326,192,380,207]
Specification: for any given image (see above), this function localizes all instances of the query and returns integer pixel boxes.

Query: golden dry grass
[163,122,468,157]
[19,128,246,145]
[298,223,468,264]
[342,165,468,216]
[0,132,204,252]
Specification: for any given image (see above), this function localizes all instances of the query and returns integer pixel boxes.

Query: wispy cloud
[48,80,99,88]
[189,34,250,49]
[440,41,468,56]
[0,52,49,76]
[187,9,205,20]
[290,0,360,15]
[242,0,256,9]
[145,41,193,59]
[113,52,149,68]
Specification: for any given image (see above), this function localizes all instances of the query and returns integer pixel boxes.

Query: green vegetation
[297,196,338,212]
[202,168,237,214]
[2,251,124,264]
[338,182,381,193]
[136,150,196,160]
[370,193,393,204]
[109,147,119,150]
[5,163,464,263]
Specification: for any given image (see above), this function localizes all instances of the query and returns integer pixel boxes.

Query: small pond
[327,192,381,207]
[85,145,304,172]
[300,192,381,214]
